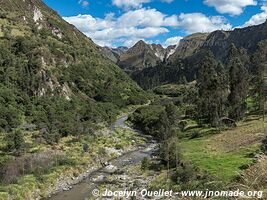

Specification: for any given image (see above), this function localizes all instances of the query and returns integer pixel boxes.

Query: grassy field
[180,115,266,183]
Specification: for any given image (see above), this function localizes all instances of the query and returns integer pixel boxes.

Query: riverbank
[0,113,150,200]
[48,114,158,200]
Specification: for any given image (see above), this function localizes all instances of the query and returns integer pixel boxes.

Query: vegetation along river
[48,114,158,200]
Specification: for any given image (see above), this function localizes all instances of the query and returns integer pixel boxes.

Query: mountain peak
[136,40,146,45]
[133,40,147,49]
[118,41,165,72]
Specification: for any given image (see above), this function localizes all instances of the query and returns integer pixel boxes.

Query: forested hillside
[129,21,267,90]
[0,0,147,137]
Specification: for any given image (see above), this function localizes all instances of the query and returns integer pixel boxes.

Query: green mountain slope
[0,0,147,135]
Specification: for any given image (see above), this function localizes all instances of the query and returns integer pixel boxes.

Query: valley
[0,0,267,200]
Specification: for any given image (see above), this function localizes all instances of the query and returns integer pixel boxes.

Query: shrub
[261,135,267,153]
[176,163,195,184]
[190,131,201,139]
[82,143,89,153]
[5,130,25,155]
[141,157,150,170]
[56,155,77,166]
[178,121,188,131]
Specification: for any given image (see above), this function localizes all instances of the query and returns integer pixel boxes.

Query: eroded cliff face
[201,21,267,58]
[150,43,166,61]
[114,33,209,73]
[116,40,182,73]
[168,33,209,62]
[118,40,164,72]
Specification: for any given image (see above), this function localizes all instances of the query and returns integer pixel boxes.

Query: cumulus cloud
[64,8,172,47]
[112,0,151,9]
[204,0,257,15]
[112,0,174,9]
[64,8,231,47]
[116,8,178,27]
[164,36,183,46]
[160,0,174,3]
[242,6,267,27]
[178,13,232,33]
[91,27,168,41]
[78,0,89,7]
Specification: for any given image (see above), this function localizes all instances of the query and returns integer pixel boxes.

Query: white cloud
[91,27,168,41]
[164,36,183,46]
[64,8,231,47]
[160,0,174,3]
[242,6,267,27]
[63,14,112,32]
[204,0,257,15]
[78,0,89,7]
[112,0,151,9]
[178,13,232,33]
[112,0,174,9]
[116,8,178,27]
[64,8,175,47]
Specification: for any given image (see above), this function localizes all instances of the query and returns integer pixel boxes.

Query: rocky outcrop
[101,46,128,63]
[200,20,267,58]
[167,21,267,64]
[168,33,209,62]
[118,40,166,73]
[116,34,209,73]
[165,45,177,59]
[149,43,166,61]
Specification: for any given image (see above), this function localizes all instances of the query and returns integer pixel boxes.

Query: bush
[41,129,60,145]
[262,135,267,153]
[141,157,150,170]
[127,93,149,105]
[56,155,77,166]
[129,105,168,138]
[5,130,25,155]
[82,143,89,153]
[178,121,188,131]
[0,12,6,18]
[176,163,195,184]
[190,131,201,139]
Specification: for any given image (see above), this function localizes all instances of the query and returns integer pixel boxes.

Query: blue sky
[43,0,267,47]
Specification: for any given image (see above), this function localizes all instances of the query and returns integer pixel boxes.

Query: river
[48,114,158,200]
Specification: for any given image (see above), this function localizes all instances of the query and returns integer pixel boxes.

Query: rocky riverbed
[47,114,159,200]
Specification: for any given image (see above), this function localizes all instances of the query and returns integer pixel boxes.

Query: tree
[227,45,249,120]
[160,130,181,180]
[251,41,267,120]
[180,76,188,84]
[5,130,25,155]
[165,103,178,125]
[197,52,228,126]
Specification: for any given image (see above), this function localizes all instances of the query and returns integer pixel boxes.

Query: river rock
[104,164,118,173]
[92,175,105,182]
[105,147,123,156]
